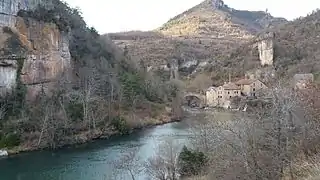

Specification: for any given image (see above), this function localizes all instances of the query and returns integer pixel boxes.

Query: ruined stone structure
[0,0,71,99]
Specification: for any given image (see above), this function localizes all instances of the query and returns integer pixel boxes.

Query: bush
[0,133,20,148]
[178,146,208,177]
[111,116,129,135]
[120,72,144,105]
[66,101,84,122]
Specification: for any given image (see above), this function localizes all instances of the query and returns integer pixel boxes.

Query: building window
[230,96,232,98]
[228,91,230,94]
[253,83,255,86]
[253,88,256,91]
[253,93,256,97]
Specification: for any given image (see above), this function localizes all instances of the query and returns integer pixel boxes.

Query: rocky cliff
[249,32,275,66]
[0,0,70,99]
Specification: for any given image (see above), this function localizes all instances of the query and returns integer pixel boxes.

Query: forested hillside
[0,0,179,152]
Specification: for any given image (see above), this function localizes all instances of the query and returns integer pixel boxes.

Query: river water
[0,116,197,180]
[0,109,230,180]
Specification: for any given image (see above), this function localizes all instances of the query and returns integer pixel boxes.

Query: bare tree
[188,113,223,154]
[113,147,143,180]
[187,73,212,94]
[191,83,310,180]
[145,139,181,180]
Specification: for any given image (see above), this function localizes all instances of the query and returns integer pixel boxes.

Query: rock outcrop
[257,33,274,66]
[0,0,71,99]
[211,0,225,9]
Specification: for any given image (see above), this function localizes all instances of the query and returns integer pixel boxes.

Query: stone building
[206,75,269,108]
[206,81,241,108]
[235,78,268,97]
[206,87,218,107]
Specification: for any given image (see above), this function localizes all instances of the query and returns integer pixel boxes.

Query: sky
[64,0,320,34]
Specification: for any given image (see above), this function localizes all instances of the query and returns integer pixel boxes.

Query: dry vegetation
[107,0,287,87]
[229,9,320,83]
[157,0,285,38]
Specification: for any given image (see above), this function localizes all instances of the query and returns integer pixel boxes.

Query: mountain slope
[158,0,286,38]
[108,0,287,83]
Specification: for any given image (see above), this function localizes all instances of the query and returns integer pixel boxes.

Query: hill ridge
[157,0,286,38]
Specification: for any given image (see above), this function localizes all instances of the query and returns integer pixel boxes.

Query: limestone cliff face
[0,0,71,99]
[258,39,274,66]
[254,32,274,66]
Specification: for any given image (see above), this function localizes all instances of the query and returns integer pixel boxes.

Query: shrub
[178,146,208,177]
[119,72,144,105]
[66,101,84,122]
[0,133,20,148]
[111,116,129,135]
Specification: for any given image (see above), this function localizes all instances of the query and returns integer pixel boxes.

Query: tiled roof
[222,82,241,90]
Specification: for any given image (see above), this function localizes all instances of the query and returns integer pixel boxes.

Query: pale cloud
[64,0,320,34]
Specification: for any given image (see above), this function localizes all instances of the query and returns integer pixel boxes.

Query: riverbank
[4,108,180,156]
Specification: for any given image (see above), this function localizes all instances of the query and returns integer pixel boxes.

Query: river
[0,113,203,180]
[0,109,230,180]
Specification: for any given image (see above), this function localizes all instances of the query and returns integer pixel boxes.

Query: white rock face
[180,59,199,69]
[0,150,8,157]
[0,63,17,94]
[258,39,274,66]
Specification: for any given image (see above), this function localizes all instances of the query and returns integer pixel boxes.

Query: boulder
[0,150,8,157]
